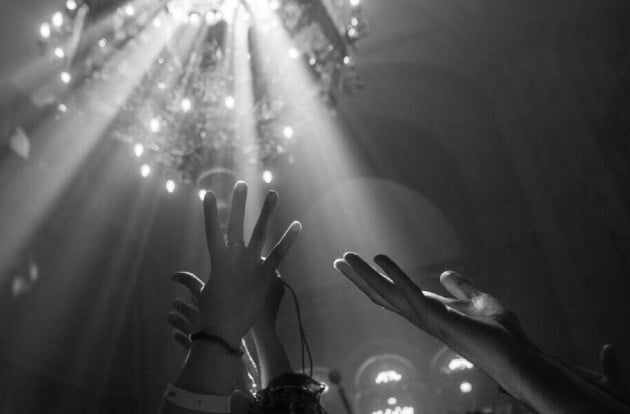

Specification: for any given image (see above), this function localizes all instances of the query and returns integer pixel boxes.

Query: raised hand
[334,253,630,414]
[168,270,286,349]
[195,181,300,347]
[334,254,527,378]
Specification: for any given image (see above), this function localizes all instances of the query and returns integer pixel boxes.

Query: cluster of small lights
[375,370,403,385]
[39,0,367,199]
[447,356,474,372]
[372,407,414,414]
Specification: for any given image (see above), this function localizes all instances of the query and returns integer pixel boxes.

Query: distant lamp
[60,71,71,84]
[40,23,51,39]
[459,381,472,394]
[134,143,144,157]
[140,164,151,177]
[52,11,64,28]
[66,0,78,11]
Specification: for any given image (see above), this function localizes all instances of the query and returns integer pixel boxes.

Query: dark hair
[253,373,327,414]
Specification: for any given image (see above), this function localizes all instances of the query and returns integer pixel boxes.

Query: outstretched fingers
[248,191,279,256]
[342,252,413,315]
[334,258,400,314]
[373,255,466,332]
[227,181,248,246]
[203,192,225,260]
[263,221,302,273]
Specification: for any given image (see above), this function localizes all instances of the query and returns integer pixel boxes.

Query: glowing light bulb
[166,180,176,193]
[270,0,280,10]
[181,98,192,112]
[205,10,223,25]
[387,397,398,406]
[54,47,65,58]
[448,356,474,372]
[349,0,360,6]
[459,381,472,394]
[140,164,151,177]
[188,12,201,25]
[153,17,162,28]
[58,103,68,112]
[124,5,135,16]
[262,170,273,183]
[283,126,294,139]
[288,48,299,59]
[309,57,317,65]
[134,143,144,157]
[150,118,160,132]
[98,38,107,48]
[343,55,351,65]
[348,27,358,38]
[157,82,166,90]
[198,189,207,201]
[224,95,235,109]
[66,0,77,11]
[60,71,71,83]
[351,17,359,26]
[52,11,64,28]
[40,23,51,39]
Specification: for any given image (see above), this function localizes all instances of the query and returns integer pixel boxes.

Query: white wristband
[164,384,232,413]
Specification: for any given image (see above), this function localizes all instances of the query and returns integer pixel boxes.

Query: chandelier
[37,0,367,194]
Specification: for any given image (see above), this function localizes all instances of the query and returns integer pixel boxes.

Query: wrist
[175,340,242,395]
[505,343,630,413]
[197,321,243,348]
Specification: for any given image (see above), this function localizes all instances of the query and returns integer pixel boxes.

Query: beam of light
[244,0,363,193]
[0,6,182,277]
[2,141,162,400]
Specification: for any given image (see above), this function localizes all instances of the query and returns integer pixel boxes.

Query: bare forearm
[503,345,630,414]
[252,323,292,387]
